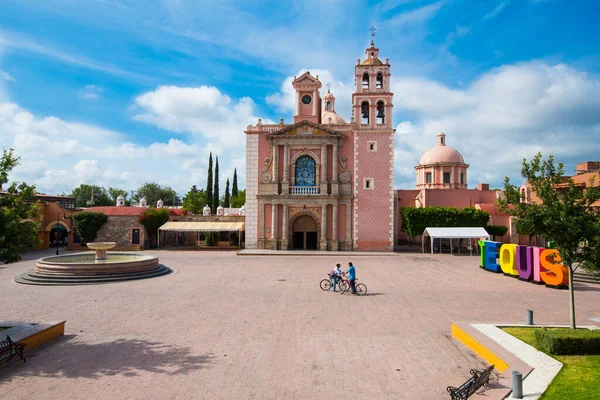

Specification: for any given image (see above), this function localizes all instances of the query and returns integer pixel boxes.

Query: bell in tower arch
[376,103,385,118]
[361,102,369,118]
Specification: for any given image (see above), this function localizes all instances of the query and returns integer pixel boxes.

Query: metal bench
[447,365,494,400]
[0,335,26,363]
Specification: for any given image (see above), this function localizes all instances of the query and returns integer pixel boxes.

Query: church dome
[321,89,346,124]
[418,133,465,165]
[321,111,346,124]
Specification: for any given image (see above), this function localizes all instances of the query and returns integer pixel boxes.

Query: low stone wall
[95,215,146,248]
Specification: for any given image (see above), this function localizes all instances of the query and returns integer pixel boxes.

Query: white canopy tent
[422,227,490,255]
[158,221,245,249]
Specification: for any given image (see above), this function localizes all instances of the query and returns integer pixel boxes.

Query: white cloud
[389,0,447,26]
[392,62,600,188]
[1,70,14,82]
[133,85,269,149]
[79,84,103,100]
[483,1,509,20]
[0,101,240,196]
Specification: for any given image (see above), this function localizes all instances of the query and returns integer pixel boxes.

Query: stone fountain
[86,241,116,261]
[14,241,171,286]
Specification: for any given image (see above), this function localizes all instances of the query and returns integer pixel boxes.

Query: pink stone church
[245,41,503,251]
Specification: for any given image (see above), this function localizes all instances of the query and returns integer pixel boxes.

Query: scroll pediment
[266,120,342,138]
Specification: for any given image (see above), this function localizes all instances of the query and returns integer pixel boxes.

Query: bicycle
[319,274,348,292]
[339,276,367,296]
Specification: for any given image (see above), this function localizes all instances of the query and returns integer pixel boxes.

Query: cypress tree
[206,152,213,213]
[224,178,230,207]
[232,168,238,198]
[213,156,219,214]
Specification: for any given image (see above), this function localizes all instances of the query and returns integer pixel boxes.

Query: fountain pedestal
[86,242,117,261]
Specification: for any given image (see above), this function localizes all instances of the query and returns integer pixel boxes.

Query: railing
[290,186,320,195]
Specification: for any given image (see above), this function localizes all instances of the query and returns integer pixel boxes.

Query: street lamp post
[56,211,68,255]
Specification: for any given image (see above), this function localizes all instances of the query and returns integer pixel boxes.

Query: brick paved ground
[1,251,599,400]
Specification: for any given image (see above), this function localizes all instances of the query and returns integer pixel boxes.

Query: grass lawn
[503,327,600,400]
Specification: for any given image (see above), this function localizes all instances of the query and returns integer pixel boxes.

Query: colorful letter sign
[479,241,568,289]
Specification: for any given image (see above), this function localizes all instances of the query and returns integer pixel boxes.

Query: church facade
[245,42,395,251]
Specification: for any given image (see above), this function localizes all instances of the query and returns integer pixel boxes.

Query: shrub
[485,225,508,240]
[400,206,490,240]
[71,211,108,245]
[139,208,169,247]
[534,328,600,355]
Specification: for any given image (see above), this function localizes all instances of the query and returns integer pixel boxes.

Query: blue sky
[1,0,599,198]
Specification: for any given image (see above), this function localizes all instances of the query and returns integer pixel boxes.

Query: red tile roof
[85,206,146,216]
[82,206,189,216]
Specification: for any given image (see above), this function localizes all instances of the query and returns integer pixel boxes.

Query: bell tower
[292,72,322,124]
[351,31,396,251]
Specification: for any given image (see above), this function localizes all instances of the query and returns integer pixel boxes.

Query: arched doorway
[292,215,318,250]
[49,224,67,248]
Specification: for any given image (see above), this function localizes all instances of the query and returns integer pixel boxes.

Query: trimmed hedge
[485,225,508,239]
[534,328,600,355]
[400,206,490,239]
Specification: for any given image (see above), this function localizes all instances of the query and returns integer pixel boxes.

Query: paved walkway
[1,251,598,399]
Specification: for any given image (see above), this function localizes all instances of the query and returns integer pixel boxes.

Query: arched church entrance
[292,215,318,250]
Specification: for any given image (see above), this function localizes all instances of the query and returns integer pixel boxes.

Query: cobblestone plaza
[1,250,599,399]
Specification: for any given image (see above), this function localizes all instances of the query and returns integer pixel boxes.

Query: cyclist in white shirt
[331,263,343,291]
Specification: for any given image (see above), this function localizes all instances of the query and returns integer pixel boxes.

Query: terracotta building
[245,41,395,251]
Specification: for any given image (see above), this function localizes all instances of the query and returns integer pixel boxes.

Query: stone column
[258,200,265,249]
[295,91,300,115]
[282,144,290,194]
[332,204,339,251]
[345,203,352,251]
[281,204,289,250]
[272,143,279,183]
[312,90,317,115]
[451,166,455,185]
[320,144,328,195]
[331,141,339,195]
[270,203,278,250]
[320,204,327,250]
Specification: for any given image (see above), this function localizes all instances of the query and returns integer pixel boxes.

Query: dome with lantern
[321,88,346,125]
[415,132,469,190]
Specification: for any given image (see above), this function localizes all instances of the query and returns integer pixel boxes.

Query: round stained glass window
[301,95,312,105]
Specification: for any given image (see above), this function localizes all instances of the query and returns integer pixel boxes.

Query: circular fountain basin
[35,252,159,275]
[15,250,171,286]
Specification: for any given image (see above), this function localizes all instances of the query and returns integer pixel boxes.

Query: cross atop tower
[326,82,331,93]
[369,26,376,44]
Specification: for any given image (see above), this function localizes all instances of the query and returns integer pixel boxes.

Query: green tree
[213,156,219,213]
[134,182,179,207]
[0,148,40,263]
[108,187,128,206]
[182,185,207,214]
[232,168,238,198]
[206,152,213,213]
[230,189,246,208]
[70,211,108,246]
[224,178,230,207]
[399,206,490,241]
[498,153,600,330]
[139,208,170,247]
[70,184,112,207]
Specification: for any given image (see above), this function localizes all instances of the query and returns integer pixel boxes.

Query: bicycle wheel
[355,283,367,296]
[320,279,332,291]
[337,280,348,293]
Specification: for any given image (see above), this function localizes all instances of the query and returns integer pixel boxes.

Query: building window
[295,155,316,187]
[425,173,432,184]
[362,73,369,89]
[326,101,331,111]
[367,141,377,152]
[364,178,374,189]
[443,172,451,184]
[460,173,464,184]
